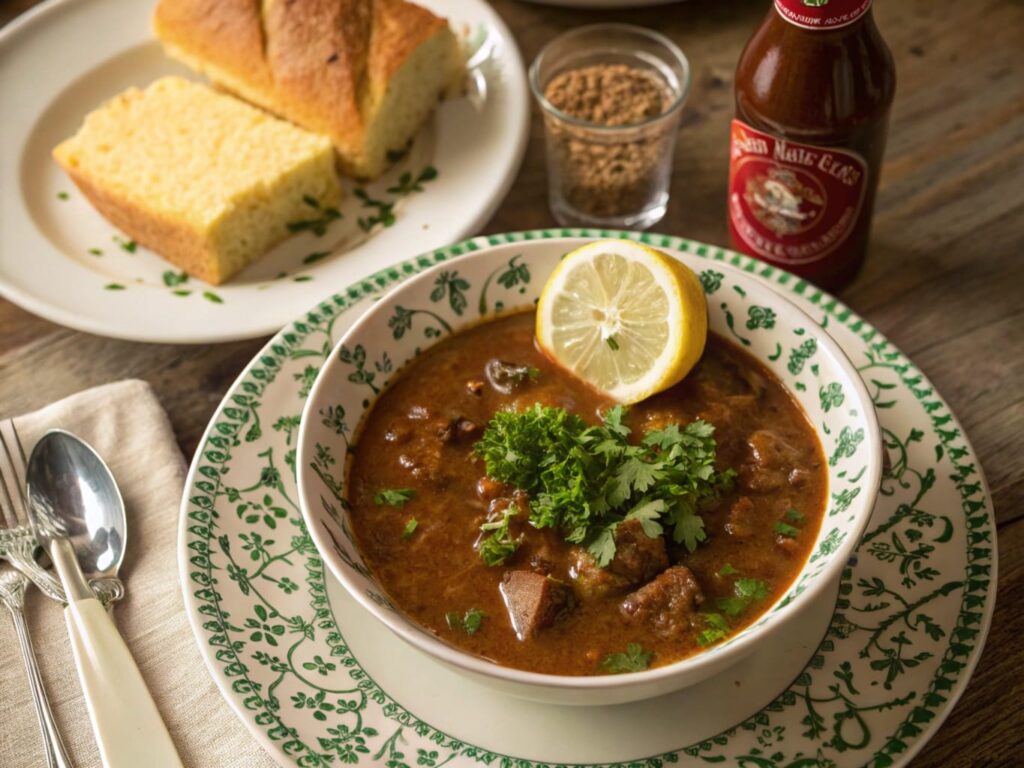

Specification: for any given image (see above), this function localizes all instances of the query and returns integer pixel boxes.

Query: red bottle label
[728,119,868,266]
[774,0,871,30]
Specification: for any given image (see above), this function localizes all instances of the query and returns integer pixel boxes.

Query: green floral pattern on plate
[181,230,994,768]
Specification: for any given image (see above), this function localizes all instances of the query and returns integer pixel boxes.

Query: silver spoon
[26,430,183,768]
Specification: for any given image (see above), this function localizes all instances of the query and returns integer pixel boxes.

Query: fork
[0,421,74,768]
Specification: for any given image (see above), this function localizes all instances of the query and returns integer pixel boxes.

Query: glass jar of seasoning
[729,0,896,291]
[530,25,691,230]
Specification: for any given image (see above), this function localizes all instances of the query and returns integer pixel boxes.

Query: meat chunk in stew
[500,570,573,639]
[620,566,705,639]
[608,519,669,581]
[724,496,757,539]
[739,430,802,492]
[570,519,670,600]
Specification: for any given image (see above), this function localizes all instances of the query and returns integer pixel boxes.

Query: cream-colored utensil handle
[64,598,183,768]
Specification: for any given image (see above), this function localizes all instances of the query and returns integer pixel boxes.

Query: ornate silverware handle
[0,575,74,768]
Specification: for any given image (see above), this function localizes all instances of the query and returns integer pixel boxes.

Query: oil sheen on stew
[347,312,826,675]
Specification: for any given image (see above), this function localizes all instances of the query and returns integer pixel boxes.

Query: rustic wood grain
[1,0,1021,764]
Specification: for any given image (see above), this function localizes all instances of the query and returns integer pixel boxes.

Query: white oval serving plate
[0,0,528,343]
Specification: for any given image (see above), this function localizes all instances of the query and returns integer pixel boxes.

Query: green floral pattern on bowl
[296,237,882,701]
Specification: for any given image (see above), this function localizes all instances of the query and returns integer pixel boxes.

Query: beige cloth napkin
[0,380,276,768]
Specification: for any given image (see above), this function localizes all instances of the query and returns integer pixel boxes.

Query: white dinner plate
[0,0,528,343]
[180,230,996,767]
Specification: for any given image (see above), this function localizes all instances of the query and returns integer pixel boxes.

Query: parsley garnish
[303,251,330,265]
[162,270,188,287]
[474,405,733,566]
[385,165,438,196]
[57,191,69,200]
[354,189,396,231]
[716,577,769,617]
[696,613,730,646]
[598,643,653,673]
[785,508,804,522]
[478,503,521,566]
[446,608,485,635]
[375,488,416,507]
[113,235,137,253]
[401,518,418,539]
[287,196,341,236]
[606,335,620,351]
[719,563,737,576]
[774,521,800,538]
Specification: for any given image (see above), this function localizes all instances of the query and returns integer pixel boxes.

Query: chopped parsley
[374,488,416,507]
[113,235,137,253]
[385,165,439,196]
[287,196,342,236]
[57,191,69,200]
[162,270,188,287]
[716,577,769,617]
[598,643,653,673]
[696,612,730,646]
[774,521,800,538]
[719,563,737,577]
[303,251,330,265]
[477,503,521,566]
[785,508,804,522]
[605,335,620,351]
[401,518,418,539]
[474,405,733,566]
[446,608,485,635]
[88,248,103,256]
[354,189,396,231]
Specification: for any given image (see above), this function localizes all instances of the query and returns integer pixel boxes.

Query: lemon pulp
[536,240,707,404]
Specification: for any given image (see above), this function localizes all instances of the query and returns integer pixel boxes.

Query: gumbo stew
[347,312,826,675]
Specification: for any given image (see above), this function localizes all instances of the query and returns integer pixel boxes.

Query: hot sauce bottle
[728,0,896,291]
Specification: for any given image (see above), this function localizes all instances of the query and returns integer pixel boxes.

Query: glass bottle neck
[773,0,872,31]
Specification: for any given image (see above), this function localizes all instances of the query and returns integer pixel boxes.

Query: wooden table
[1,0,1021,763]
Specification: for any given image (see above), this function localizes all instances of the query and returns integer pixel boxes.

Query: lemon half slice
[536,240,707,404]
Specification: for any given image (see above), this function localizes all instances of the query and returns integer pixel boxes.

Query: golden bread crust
[153,0,457,178]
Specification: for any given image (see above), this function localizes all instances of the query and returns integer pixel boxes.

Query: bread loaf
[152,0,463,180]
[53,77,343,285]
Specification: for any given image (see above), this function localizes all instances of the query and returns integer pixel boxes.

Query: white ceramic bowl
[296,236,882,705]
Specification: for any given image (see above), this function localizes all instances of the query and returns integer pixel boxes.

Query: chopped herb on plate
[401,518,418,539]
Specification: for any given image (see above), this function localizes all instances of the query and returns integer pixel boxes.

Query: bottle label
[775,0,871,30]
[728,119,868,266]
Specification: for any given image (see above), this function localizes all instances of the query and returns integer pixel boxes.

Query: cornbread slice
[53,77,343,284]
[152,0,463,179]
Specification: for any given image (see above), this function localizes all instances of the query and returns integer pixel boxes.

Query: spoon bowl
[25,430,125,580]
